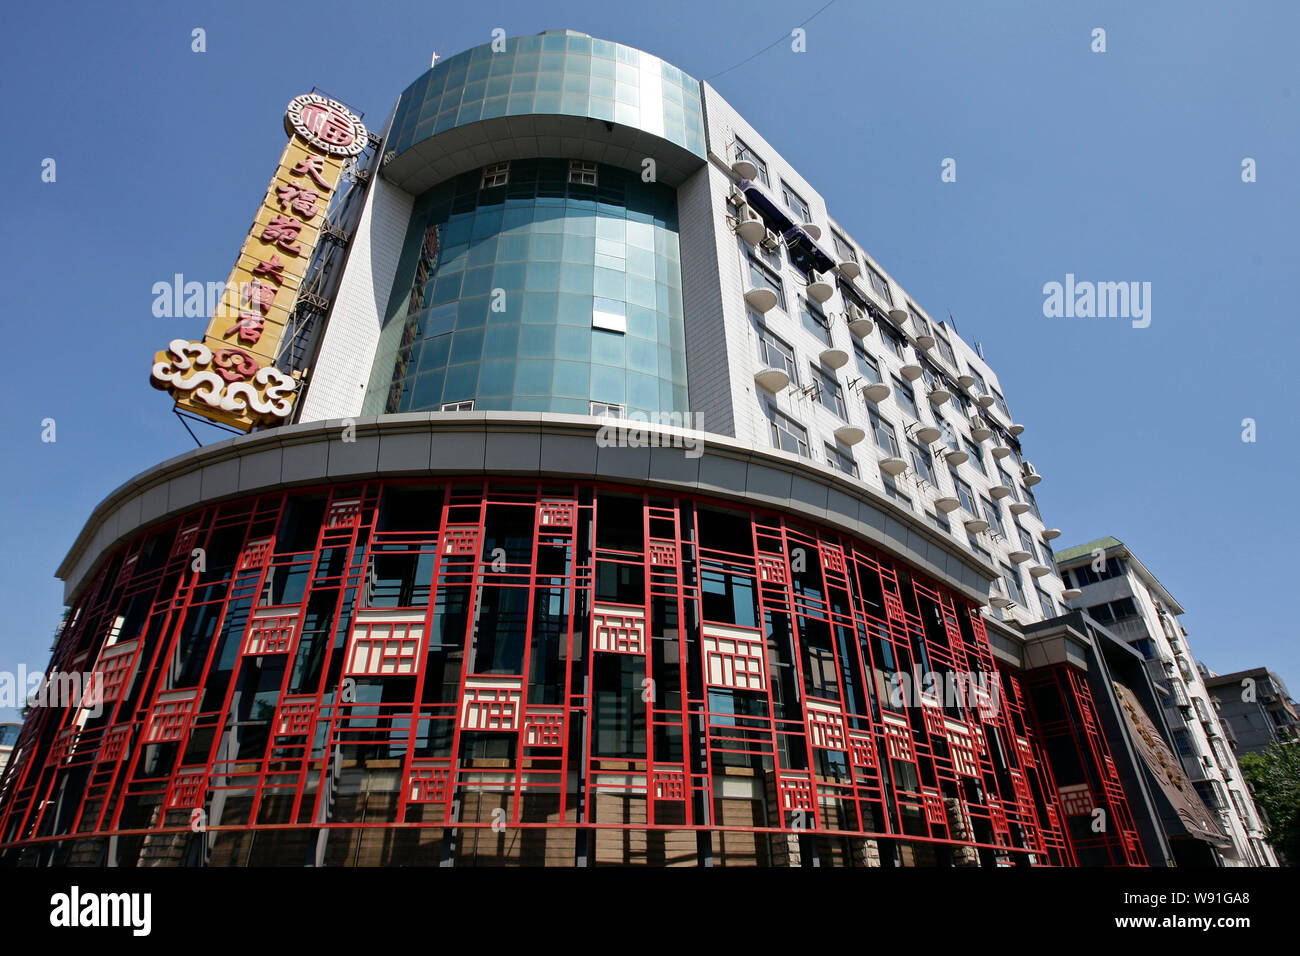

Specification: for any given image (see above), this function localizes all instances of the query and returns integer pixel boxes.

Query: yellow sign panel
[151,95,367,431]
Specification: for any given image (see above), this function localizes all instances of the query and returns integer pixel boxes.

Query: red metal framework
[0,477,1088,866]
[1022,665,1144,866]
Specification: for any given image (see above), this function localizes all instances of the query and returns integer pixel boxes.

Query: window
[480,162,509,188]
[854,342,882,384]
[593,301,627,333]
[825,443,858,477]
[1171,728,1194,758]
[569,160,598,186]
[755,322,798,385]
[769,406,809,456]
[950,471,976,515]
[810,364,847,418]
[997,466,1018,499]
[935,328,958,368]
[1017,524,1036,554]
[980,498,1003,536]
[908,304,930,341]
[1070,556,1128,587]
[926,509,951,533]
[1111,596,1137,619]
[969,368,988,395]
[801,300,832,345]
[748,256,786,310]
[866,265,893,305]
[1024,486,1041,519]
[869,407,899,456]
[441,400,475,411]
[881,322,908,360]
[936,416,959,452]
[733,137,769,185]
[781,180,811,222]
[831,230,857,265]
[1085,597,1139,625]
[1036,587,1057,618]
[1229,789,1252,823]
[1001,565,1025,606]
[1211,738,1233,769]
[969,534,991,562]
[1195,780,1229,811]
[993,390,1010,418]
[909,441,936,486]
[963,437,986,474]
[589,401,625,418]
[892,376,919,419]
[880,468,912,509]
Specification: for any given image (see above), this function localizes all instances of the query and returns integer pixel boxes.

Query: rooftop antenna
[431,51,442,67]
[947,310,958,334]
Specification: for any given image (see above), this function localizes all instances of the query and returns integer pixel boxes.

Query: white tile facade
[695,82,1067,622]
[297,172,414,423]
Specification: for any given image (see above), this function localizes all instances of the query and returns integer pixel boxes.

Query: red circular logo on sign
[285,94,367,157]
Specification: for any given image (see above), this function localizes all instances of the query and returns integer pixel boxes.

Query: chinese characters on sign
[150,94,367,431]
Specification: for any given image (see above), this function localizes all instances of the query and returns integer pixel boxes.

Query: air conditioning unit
[735,206,765,244]
[845,303,874,336]
[969,417,993,441]
[759,228,781,252]
[728,184,748,207]
[1021,461,1042,486]
[807,270,833,303]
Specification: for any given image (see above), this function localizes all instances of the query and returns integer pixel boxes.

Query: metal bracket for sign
[172,406,245,448]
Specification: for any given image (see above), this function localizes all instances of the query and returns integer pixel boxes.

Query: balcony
[1144,657,1173,686]
[1166,680,1190,708]
[1105,615,1151,644]
[744,286,778,313]
[862,381,891,403]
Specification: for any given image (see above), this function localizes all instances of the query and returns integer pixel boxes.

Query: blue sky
[1,0,1296,722]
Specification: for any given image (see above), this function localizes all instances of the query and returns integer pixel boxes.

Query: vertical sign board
[151,94,368,431]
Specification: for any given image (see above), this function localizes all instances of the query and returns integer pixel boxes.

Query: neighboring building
[0,31,1218,867]
[1024,612,1246,867]
[0,725,19,778]
[1204,667,1299,755]
[1055,537,1277,866]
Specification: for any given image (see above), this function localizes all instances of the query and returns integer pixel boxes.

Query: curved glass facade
[364,160,687,416]
[0,477,1078,867]
[386,31,705,164]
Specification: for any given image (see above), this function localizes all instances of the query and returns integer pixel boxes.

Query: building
[1023,611,1251,867]
[0,31,1235,867]
[1055,537,1277,866]
[1203,667,1299,756]
[0,726,18,778]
